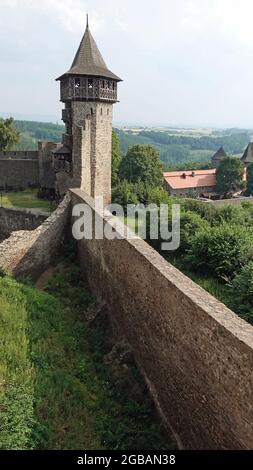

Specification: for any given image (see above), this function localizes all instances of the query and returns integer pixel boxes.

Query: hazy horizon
[1,111,253,131]
[1,0,253,128]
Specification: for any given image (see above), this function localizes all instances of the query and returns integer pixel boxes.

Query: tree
[111,130,122,187]
[246,162,253,196]
[112,180,139,209]
[0,118,20,150]
[120,144,163,187]
[216,157,245,195]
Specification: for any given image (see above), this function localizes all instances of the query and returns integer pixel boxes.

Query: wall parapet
[0,194,70,278]
[70,188,253,450]
[0,206,48,240]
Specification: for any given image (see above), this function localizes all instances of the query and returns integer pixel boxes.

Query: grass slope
[0,262,169,450]
[0,190,51,211]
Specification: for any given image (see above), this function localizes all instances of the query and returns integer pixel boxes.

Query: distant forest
[12,120,252,169]
[115,128,252,169]
[14,120,64,150]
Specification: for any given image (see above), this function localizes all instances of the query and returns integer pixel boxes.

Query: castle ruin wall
[0,194,70,278]
[71,188,253,450]
[0,207,48,241]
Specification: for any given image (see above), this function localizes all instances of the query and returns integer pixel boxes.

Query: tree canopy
[246,162,253,196]
[111,130,122,187]
[216,157,245,194]
[0,118,20,151]
[120,144,163,187]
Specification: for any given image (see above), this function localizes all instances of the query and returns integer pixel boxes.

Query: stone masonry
[71,188,253,450]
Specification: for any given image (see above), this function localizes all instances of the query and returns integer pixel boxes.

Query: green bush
[179,211,210,252]
[186,223,253,278]
[230,262,253,322]
[181,199,217,222]
[213,205,249,226]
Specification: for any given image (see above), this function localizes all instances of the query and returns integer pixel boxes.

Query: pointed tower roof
[241,142,253,164]
[212,147,227,161]
[57,18,122,81]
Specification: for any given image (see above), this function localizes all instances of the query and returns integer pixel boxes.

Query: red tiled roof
[164,169,216,190]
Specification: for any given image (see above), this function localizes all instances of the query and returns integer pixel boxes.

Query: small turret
[56,15,122,104]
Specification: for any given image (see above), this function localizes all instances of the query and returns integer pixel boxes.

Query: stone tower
[56,17,122,204]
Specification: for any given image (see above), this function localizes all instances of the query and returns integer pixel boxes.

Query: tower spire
[86,13,89,29]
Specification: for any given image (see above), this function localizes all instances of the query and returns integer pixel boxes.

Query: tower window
[107,109,110,115]
[91,108,93,115]
[75,78,81,88]
[101,108,103,115]
[102,80,105,88]
[88,79,93,89]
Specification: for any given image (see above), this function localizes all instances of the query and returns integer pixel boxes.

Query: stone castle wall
[71,101,113,205]
[0,142,60,190]
[71,188,253,450]
[0,194,70,278]
[0,159,40,189]
[0,150,38,159]
[208,196,253,206]
[0,207,48,241]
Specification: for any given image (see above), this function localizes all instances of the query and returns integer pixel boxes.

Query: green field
[0,190,51,212]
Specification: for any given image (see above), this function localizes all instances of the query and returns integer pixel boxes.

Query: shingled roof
[212,147,227,161]
[57,20,122,82]
[164,170,216,190]
[241,142,253,164]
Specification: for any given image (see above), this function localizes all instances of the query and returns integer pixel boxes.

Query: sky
[1,0,253,127]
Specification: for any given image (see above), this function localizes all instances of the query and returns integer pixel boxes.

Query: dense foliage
[246,162,253,196]
[14,120,64,150]
[0,118,20,150]
[120,144,163,186]
[111,130,122,186]
[149,199,253,324]
[115,128,250,167]
[216,157,245,194]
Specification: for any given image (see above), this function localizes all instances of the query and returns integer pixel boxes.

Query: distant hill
[114,128,251,169]
[13,120,64,150]
[10,119,251,169]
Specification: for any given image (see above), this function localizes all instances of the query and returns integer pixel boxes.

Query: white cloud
[1,0,253,126]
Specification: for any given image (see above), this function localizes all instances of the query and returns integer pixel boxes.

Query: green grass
[0,260,170,450]
[0,190,51,211]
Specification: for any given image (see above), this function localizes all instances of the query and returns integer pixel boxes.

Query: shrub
[181,199,217,222]
[213,205,249,226]
[179,211,210,252]
[186,223,253,278]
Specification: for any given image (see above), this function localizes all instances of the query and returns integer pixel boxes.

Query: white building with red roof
[164,169,217,197]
